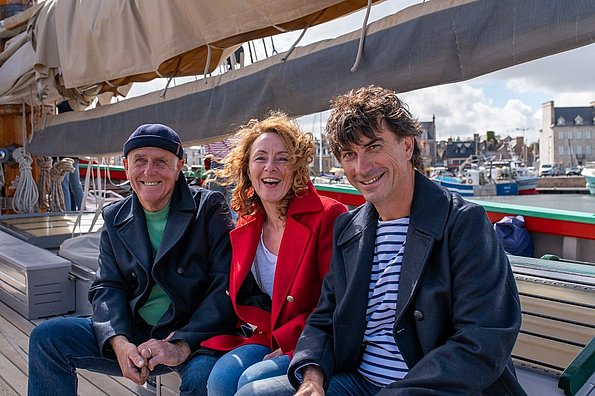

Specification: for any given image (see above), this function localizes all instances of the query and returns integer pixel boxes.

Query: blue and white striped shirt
[357,217,409,386]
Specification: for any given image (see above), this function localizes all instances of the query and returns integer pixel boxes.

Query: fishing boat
[514,171,540,194]
[582,162,595,195]
[432,168,518,197]
[511,163,540,195]
[0,1,594,395]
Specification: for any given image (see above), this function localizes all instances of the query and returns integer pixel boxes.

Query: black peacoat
[89,175,237,354]
[289,172,526,395]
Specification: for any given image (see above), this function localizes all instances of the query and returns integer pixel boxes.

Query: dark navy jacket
[289,172,526,395]
[89,175,237,354]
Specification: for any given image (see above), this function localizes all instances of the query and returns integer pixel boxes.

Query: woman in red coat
[202,112,346,395]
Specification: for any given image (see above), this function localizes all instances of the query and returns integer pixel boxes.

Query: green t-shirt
[138,202,172,326]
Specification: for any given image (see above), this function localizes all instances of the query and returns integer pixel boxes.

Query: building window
[557,116,566,126]
[568,131,573,140]
[558,131,564,140]
[577,130,582,139]
[577,145,582,155]
[575,115,584,125]
[587,131,592,139]
[558,145,564,156]
[587,145,592,156]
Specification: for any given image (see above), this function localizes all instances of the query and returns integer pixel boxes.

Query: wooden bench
[510,255,595,395]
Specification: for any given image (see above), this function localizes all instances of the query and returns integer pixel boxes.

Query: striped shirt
[357,217,409,386]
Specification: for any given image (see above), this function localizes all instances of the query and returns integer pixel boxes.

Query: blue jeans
[28,317,218,396]
[61,159,84,211]
[235,371,381,396]
[207,343,290,396]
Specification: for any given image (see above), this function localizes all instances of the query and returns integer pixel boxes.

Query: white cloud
[401,83,540,143]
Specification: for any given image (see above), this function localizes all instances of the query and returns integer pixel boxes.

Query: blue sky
[128,0,595,145]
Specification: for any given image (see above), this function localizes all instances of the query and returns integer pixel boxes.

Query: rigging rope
[350,0,372,72]
[36,156,53,210]
[0,162,4,214]
[49,158,74,212]
[11,147,39,213]
[281,24,309,61]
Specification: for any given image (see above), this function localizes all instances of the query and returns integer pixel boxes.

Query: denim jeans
[207,343,290,396]
[234,371,382,396]
[61,159,84,211]
[28,317,218,396]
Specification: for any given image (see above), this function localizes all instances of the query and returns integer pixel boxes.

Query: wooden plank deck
[0,299,142,396]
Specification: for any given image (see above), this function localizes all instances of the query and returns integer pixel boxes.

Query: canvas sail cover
[0,0,381,107]
[26,0,595,156]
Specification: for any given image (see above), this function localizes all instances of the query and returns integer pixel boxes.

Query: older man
[238,86,526,396]
[29,124,237,396]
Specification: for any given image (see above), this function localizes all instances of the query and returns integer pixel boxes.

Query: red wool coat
[202,183,346,357]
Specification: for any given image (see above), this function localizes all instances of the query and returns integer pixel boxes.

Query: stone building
[540,101,594,168]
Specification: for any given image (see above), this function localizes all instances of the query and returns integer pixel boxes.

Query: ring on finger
[147,347,152,357]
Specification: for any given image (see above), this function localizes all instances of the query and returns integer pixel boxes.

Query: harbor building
[540,101,595,168]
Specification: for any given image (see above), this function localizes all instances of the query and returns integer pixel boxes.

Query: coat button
[413,310,424,321]
[225,290,230,296]
[286,295,294,303]
[131,272,137,278]
[177,267,184,275]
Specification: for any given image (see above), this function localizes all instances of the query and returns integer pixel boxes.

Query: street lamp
[516,127,529,164]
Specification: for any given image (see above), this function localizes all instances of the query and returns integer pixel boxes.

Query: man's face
[123,147,184,212]
[339,124,414,220]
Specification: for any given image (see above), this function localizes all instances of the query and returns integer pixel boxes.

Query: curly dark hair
[213,111,314,220]
[325,85,424,172]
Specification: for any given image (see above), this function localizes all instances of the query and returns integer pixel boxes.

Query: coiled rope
[0,162,5,214]
[49,158,74,212]
[36,156,53,210]
[11,147,39,213]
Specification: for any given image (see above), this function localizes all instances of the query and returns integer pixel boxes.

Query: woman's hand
[263,348,283,360]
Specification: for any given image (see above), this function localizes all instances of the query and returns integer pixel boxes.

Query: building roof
[554,106,595,126]
[445,141,475,159]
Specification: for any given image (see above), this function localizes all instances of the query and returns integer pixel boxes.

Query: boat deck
[469,193,595,216]
[0,299,141,396]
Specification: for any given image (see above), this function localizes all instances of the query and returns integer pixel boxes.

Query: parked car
[539,163,561,176]
[565,166,583,176]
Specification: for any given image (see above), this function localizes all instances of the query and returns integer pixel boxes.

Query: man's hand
[109,335,149,385]
[295,365,325,396]
[137,333,191,371]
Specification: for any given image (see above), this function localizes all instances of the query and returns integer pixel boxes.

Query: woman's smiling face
[247,132,293,207]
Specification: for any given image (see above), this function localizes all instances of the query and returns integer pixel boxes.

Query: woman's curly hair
[325,85,424,172]
[213,111,314,220]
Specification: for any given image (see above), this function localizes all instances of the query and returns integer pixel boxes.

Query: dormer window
[557,116,566,126]
[575,115,584,125]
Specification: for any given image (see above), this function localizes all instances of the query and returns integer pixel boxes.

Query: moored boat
[515,174,540,195]
[582,162,595,195]
[432,168,518,197]
[510,163,540,195]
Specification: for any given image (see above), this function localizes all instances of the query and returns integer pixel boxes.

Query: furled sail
[0,0,382,108]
